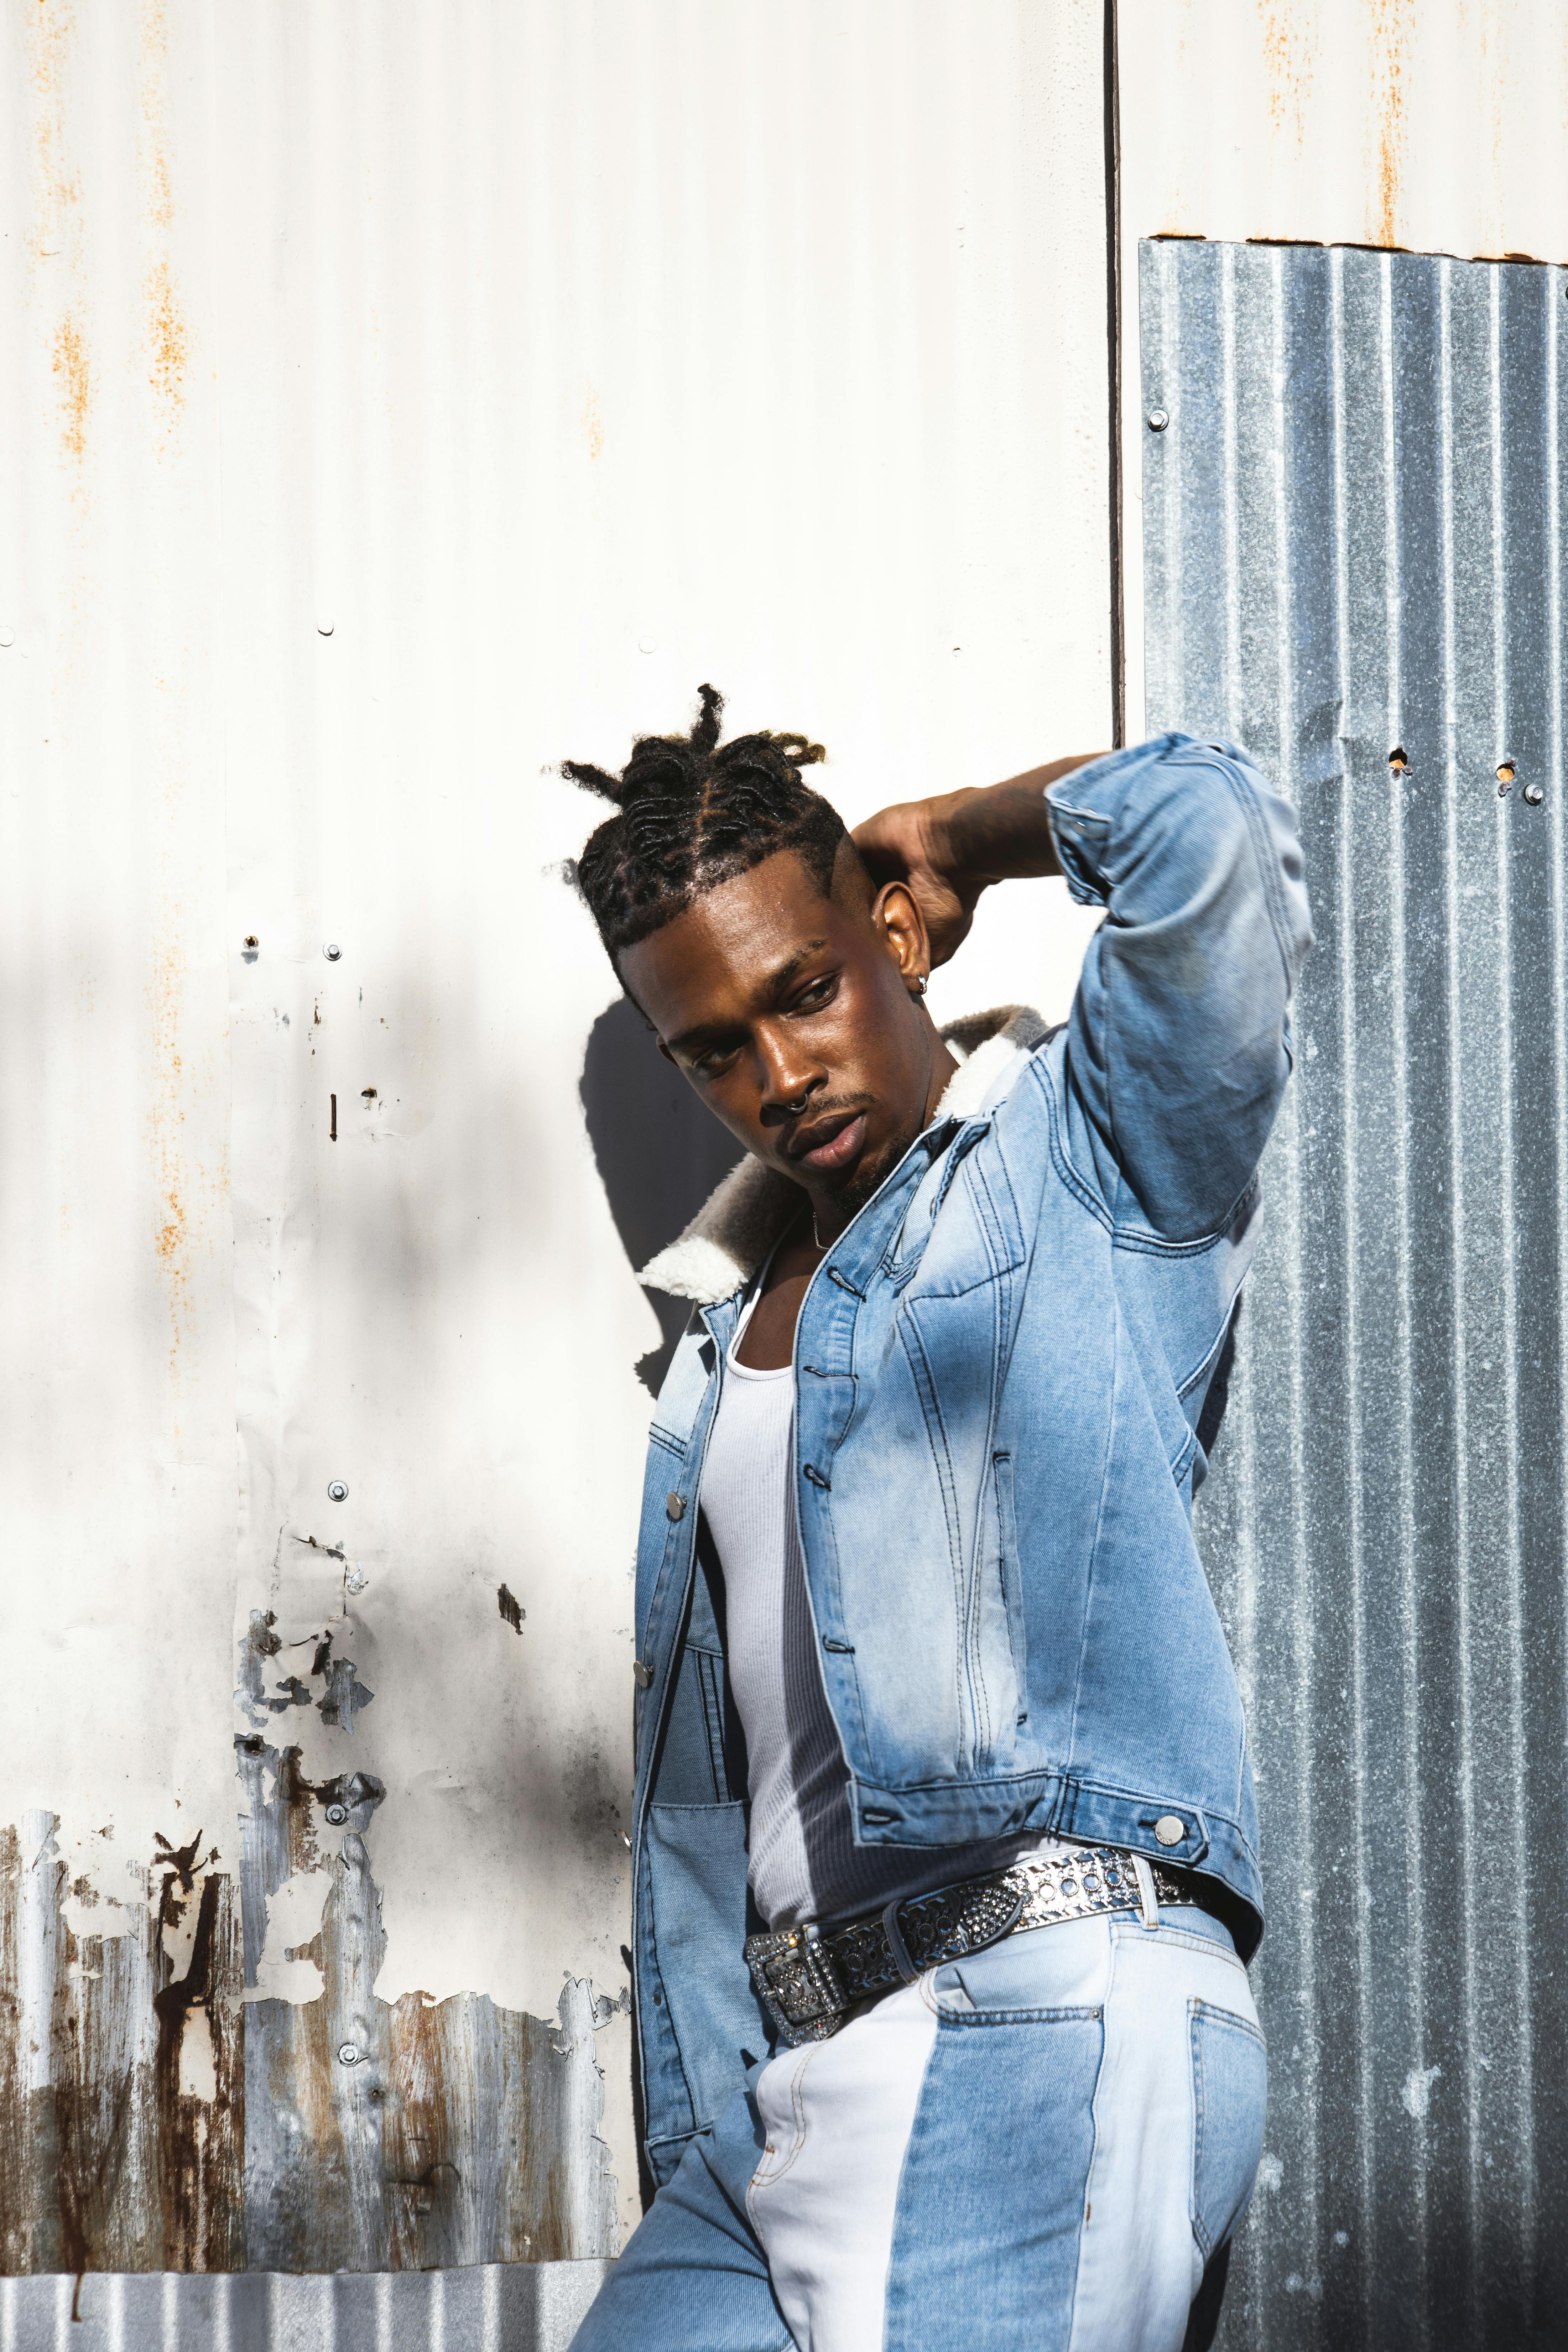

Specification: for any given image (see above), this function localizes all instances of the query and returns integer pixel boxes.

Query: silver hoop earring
[911,975,928,998]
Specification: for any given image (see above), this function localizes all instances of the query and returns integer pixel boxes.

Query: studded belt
[744,1846,1205,2048]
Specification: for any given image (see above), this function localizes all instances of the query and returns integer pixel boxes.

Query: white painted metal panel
[0,0,1113,2274]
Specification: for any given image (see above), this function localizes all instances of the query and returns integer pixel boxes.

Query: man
[564,686,1311,2352]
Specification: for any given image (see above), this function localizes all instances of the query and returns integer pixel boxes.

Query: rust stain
[236,1736,620,2269]
[0,1818,243,2274]
[146,255,188,416]
[51,312,90,467]
[1369,0,1416,250]
[139,0,188,434]
[1257,1,1315,148]
[28,4,94,496]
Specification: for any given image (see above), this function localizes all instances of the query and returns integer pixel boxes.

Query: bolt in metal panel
[1141,235,1566,2348]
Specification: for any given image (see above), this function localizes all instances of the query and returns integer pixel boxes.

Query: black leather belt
[744,1845,1212,2048]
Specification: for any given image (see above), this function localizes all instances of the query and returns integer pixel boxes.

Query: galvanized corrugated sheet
[1141,236,1567,2348]
[1116,0,1568,779]
[0,2262,608,2352]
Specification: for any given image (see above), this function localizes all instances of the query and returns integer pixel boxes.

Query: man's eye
[693,1045,738,1078]
[795,976,836,1012]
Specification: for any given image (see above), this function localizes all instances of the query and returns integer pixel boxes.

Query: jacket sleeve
[1046,732,1313,1241]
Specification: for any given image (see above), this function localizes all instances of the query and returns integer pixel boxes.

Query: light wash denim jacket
[626,733,1312,2185]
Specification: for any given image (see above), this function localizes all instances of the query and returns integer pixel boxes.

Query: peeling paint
[244,1871,332,2006]
[233,1738,622,2268]
[0,1815,243,2272]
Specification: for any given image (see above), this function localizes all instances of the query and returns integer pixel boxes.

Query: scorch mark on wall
[498,1583,526,1634]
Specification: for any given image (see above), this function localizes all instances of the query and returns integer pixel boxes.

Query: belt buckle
[744,1922,849,2048]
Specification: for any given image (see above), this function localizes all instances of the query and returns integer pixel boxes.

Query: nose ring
[785,1090,811,1113]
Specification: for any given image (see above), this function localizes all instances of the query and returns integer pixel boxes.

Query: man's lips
[788,1110,868,1172]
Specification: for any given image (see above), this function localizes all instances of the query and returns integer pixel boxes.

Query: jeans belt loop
[1131,1852,1160,1930]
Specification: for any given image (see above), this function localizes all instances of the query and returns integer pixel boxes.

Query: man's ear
[872,878,931,989]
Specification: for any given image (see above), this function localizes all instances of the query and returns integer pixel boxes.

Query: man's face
[618,846,952,1224]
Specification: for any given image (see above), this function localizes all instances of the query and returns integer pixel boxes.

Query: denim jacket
[626,734,1312,2185]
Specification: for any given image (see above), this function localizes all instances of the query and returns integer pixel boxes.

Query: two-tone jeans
[571,1903,1267,2352]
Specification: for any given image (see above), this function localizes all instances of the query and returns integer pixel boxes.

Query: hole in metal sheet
[361,1086,377,1100]
[1497,760,1516,784]
[1388,747,1408,772]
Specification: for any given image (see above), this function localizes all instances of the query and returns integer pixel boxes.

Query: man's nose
[756,1029,824,1120]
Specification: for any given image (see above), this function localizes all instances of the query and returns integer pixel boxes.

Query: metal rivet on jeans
[633,1659,654,1689]
[666,1491,685,1521]
[1153,1815,1185,1846]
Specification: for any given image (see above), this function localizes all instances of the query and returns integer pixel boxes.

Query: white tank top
[699,1282,1069,1931]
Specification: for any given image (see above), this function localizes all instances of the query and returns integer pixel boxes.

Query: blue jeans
[572,1906,1266,2352]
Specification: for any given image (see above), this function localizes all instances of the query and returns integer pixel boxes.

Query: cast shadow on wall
[581,997,744,1394]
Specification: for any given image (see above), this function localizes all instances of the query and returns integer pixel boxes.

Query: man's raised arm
[855,733,1313,1240]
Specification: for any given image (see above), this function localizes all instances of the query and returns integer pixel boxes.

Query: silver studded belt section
[744,1846,1199,2048]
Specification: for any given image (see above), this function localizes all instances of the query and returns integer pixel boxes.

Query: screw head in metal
[328,1480,349,1502]
[338,2042,360,2065]
[1523,782,1545,806]
[325,1803,348,1825]
[1146,407,1170,432]
[323,942,342,961]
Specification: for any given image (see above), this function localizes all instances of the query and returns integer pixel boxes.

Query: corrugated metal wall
[1142,236,1567,2350]
[1118,0,1568,784]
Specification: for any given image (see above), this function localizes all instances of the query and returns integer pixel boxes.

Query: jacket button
[633,1659,654,1689]
[1153,1816,1185,1846]
[666,1492,685,1521]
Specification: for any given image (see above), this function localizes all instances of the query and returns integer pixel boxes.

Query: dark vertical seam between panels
[1551,285,1568,2324]
[1103,0,1125,747]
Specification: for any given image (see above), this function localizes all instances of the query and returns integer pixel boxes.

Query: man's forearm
[935,756,1106,889]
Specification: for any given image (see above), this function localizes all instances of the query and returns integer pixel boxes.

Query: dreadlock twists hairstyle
[564,684,846,956]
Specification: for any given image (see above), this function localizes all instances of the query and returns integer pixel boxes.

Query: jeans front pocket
[1189,1998,1268,2260]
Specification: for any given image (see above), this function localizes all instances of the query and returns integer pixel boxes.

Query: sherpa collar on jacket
[637,1005,1053,1307]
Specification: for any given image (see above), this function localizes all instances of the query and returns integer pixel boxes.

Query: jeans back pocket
[1189,1997,1268,2260]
